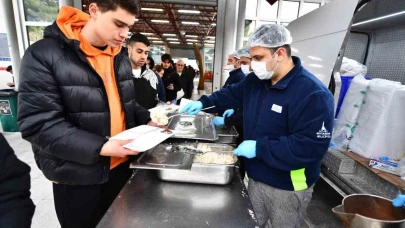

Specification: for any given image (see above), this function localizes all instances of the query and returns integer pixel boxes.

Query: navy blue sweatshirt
[199,57,334,191]
[223,68,245,88]
[155,72,166,102]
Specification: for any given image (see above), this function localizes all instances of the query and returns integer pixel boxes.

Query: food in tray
[179,121,193,127]
[193,152,236,165]
[150,109,169,126]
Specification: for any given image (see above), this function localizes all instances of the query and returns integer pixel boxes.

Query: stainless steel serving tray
[215,126,239,144]
[130,143,195,170]
[167,113,218,141]
[156,143,238,185]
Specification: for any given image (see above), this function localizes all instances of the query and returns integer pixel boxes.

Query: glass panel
[27,26,46,45]
[245,0,258,17]
[280,1,299,20]
[23,0,59,22]
[149,46,166,64]
[257,21,276,28]
[299,2,320,17]
[259,0,278,19]
[204,48,214,72]
[244,20,256,38]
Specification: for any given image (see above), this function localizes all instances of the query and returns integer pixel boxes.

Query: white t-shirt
[132,69,142,78]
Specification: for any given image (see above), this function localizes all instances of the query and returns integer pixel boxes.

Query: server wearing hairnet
[181,24,334,227]
[223,50,245,88]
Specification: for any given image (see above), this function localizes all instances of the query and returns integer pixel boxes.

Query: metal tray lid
[130,143,195,170]
[168,113,218,141]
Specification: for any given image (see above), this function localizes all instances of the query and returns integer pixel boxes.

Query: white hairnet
[230,51,240,59]
[234,47,251,59]
[247,24,293,48]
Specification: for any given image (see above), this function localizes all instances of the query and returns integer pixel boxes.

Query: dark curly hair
[91,0,140,15]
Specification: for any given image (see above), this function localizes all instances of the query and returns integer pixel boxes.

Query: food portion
[193,152,237,165]
[150,109,169,126]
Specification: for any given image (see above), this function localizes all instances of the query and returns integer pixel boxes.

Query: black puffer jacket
[17,22,151,185]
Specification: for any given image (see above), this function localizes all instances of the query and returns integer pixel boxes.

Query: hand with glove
[393,195,405,207]
[233,140,256,158]
[180,101,203,115]
[223,109,235,118]
[211,117,225,126]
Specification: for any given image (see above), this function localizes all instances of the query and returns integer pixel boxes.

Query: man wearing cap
[181,24,334,227]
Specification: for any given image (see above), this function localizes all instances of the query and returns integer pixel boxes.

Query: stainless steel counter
[97,169,258,228]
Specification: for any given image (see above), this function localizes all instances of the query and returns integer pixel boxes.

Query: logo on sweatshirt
[317,122,331,138]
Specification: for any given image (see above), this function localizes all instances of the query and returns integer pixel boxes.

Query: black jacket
[133,64,159,109]
[0,134,35,227]
[162,67,181,102]
[17,22,151,185]
[178,70,193,99]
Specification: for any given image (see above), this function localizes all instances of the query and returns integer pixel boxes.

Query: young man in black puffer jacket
[17,1,158,227]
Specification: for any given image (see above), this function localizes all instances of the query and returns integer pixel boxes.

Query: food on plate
[193,152,236,165]
[150,109,169,126]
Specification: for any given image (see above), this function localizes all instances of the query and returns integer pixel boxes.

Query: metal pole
[235,0,246,50]
[59,0,74,8]
[212,0,226,92]
[0,0,22,90]
[220,0,238,87]
[73,0,83,10]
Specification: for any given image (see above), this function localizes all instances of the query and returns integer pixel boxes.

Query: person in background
[175,59,193,104]
[146,56,154,69]
[128,33,162,109]
[223,49,246,88]
[211,46,252,178]
[225,52,240,72]
[17,1,158,227]
[181,24,334,228]
[161,54,181,104]
[0,133,35,228]
[6,65,15,87]
[152,65,166,103]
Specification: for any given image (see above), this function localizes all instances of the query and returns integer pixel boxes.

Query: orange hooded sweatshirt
[56,6,128,170]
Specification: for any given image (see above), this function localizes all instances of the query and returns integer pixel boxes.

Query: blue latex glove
[211,117,225,126]
[393,195,405,207]
[180,101,203,115]
[223,109,235,118]
[233,140,257,158]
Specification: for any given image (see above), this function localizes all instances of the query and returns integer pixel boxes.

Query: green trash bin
[0,90,19,132]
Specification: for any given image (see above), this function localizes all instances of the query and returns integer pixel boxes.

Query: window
[149,46,165,64]
[280,22,289,27]
[244,20,256,38]
[23,0,59,22]
[204,48,214,72]
[257,21,276,28]
[280,1,299,20]
[27,26,46,45]
[245,0,258,17]
[299,2,320,17]
[259,0,278,19]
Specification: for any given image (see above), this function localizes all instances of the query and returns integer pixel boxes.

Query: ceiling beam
[163,3,186,44]
[137,15,167,45]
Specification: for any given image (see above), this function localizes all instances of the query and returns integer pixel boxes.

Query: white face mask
[251,53,279,80]
[241,64,251,75]
[225,64,235,71]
